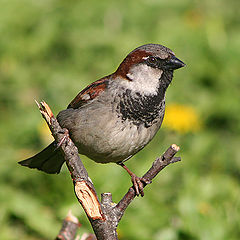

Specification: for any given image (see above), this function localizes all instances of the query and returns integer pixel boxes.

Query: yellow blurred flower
[198,202,211,216]
[163,103,201,134]
[38,121,54,145]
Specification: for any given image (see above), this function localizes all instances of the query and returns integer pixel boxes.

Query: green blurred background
[0,0,240,239]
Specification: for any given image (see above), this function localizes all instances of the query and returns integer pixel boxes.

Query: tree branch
[115,144,181,221]
[36,101,181,240]
[56,211,80,240]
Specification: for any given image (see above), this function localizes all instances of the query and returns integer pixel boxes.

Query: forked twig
[36,101,181,240]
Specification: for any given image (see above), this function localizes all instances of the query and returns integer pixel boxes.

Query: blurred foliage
[0,0,240,239]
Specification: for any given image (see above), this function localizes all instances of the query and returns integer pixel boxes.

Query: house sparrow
[19,44,185,196]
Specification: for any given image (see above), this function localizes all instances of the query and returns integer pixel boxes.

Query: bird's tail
[18,142,65,174]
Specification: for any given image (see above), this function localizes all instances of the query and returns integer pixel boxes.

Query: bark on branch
[56,211,80,240]
[36,101,181,240]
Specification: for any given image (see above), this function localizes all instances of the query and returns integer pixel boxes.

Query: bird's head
[114,44,185,94]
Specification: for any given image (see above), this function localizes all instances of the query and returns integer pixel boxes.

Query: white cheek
[122,64,162,94]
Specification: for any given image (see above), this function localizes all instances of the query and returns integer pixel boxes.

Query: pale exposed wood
[75,181,104,220]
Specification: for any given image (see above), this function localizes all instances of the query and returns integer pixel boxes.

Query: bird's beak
[164,55,186,70]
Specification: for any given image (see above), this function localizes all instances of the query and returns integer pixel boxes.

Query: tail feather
[18,142,65,174]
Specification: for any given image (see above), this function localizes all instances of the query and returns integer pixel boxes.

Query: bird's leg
[55,128,70,150]
[117,162,151,197]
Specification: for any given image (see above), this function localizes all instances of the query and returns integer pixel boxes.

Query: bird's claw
[131,175,151,197]
[55,128,69,150]
[117,162,152,197]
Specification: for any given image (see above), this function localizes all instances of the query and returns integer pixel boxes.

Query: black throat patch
[115,69,173,128]
[116,86,166,128]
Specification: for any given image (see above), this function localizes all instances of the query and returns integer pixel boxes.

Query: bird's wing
[67,75,111,109]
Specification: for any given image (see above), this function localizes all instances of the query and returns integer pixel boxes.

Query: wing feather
[67,75,111,109]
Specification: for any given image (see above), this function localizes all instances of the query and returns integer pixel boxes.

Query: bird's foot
[117,162,152,197]
[55,128,70,150]
[130,174,151,197]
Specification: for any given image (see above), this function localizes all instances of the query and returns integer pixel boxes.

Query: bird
[19,44,185,196]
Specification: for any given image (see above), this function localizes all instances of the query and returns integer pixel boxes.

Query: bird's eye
[148,56,157,63]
